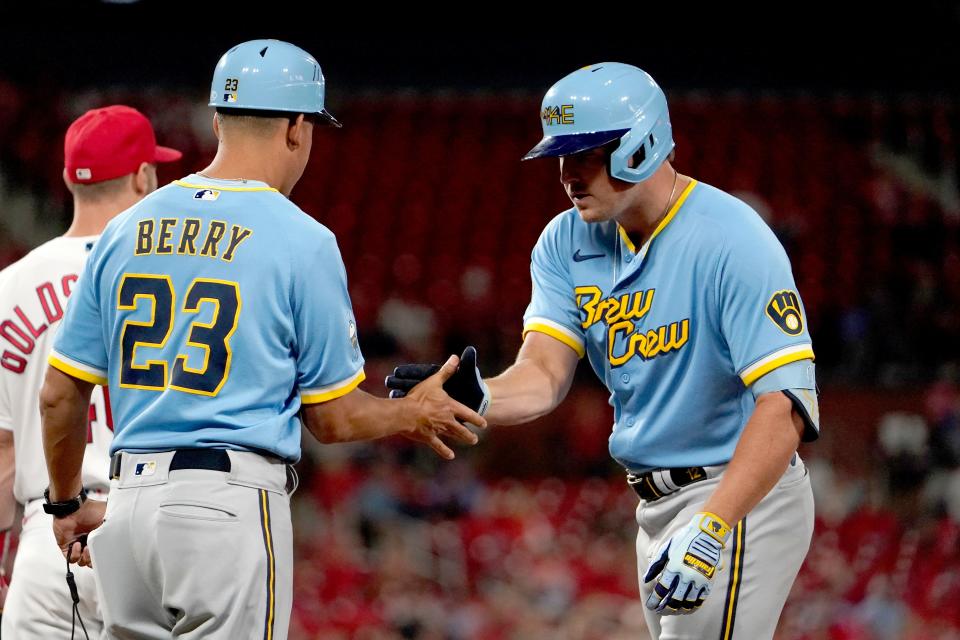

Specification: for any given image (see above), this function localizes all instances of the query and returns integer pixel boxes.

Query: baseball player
[39,39,483,640]
[386,63,819,639]
[0,104,181,639]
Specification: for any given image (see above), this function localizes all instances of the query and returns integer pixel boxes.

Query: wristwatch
[42,487,88,518]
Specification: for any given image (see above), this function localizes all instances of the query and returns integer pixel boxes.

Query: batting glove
[385,346,490,417]
[643,512,732,615]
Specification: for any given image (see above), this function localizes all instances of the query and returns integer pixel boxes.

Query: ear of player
[386,346,490,418]
[643,511,732,615]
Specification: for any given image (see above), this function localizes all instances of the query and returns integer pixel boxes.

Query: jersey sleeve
[49,243,108,385]
[292,232,365,404]
[716,220,814,388]
[522,217,586,358]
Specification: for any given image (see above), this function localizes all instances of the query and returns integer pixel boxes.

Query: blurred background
[3,6,960,639]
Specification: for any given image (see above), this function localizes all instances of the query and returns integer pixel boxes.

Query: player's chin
[574,204,607,224]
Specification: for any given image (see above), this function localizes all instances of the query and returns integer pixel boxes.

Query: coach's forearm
[40,367,94,502]
[303,389,418,444]
[0,430,16,530]
[701,392,803,527]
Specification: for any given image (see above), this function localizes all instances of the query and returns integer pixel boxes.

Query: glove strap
[695,512,733,547]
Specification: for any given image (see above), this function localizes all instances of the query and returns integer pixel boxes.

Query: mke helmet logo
[542,104,574,125]
[766,290,804,336]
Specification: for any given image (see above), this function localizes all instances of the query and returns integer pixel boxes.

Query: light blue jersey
[50,175,365,462]
[524,180,816,472]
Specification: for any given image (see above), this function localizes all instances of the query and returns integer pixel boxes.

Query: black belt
[109,449,231,480]
[627,466,709,502]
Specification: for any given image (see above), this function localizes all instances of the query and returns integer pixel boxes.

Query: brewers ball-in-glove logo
[766,290,804,336]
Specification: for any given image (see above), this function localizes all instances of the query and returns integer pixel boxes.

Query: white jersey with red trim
[0,235,113,504]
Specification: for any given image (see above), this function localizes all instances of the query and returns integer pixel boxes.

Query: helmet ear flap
[610,117,675,183]
[631,141,648,170]
[609,128,647,183]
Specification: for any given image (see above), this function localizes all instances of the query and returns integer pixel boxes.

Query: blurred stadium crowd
[1,78,959,638]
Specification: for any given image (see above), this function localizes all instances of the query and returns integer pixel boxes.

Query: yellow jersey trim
[173,180,278,193]
[618,179,698,254]
[523,322,586,359]
[740,348,815,387]
[300,369,366,404]
[48,354,108,386]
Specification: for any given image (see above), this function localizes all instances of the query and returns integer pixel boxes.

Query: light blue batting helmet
[523,62,674,182]
[209,39,341,127]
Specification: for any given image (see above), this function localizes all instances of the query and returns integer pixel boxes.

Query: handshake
[386,346,491,422]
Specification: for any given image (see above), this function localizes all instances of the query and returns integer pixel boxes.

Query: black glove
[385,346,490,416]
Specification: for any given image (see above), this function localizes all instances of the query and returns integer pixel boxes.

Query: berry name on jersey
[134,218,253,261]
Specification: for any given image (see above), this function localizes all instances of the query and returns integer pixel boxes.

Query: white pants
[88,450,293,640]
[636,456,815,640]
[2,498,105,639]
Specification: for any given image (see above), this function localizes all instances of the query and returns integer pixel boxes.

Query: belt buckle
[109,452,123,480]
[626,472,648,493]
[626,471,663,502]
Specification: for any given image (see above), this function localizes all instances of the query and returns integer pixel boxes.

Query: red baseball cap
[64,105,182,184]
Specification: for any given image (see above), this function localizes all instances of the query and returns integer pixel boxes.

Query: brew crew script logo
[575,286,689,367]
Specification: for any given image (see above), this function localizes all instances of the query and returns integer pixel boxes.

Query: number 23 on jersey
[117,273,240,397]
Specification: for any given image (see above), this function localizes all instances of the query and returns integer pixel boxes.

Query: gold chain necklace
[614,168,680,282]
[654,168,680,232]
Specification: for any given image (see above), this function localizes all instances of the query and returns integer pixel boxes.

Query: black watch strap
[42,487,88,518]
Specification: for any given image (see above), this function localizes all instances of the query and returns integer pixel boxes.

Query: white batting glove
[643,512,732,615]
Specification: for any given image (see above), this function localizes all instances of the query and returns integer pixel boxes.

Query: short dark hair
[215,107,321,126]
[69,173,133,201]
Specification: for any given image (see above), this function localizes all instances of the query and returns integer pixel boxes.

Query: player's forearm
[701,392,802,527]
[0,430,16,530]
[303,388,416,444]
[40,367,94,502]
[485,359,571,425]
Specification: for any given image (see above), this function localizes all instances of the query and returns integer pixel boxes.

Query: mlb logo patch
[75,168,92,180]
[134,461,157,477]
[194,189,220,201]
[224,93,237,103]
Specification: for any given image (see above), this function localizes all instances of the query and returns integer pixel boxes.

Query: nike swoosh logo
[573,250,604,262]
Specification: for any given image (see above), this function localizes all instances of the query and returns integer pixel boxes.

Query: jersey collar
[173,174,278,193]
[618,179,698,257]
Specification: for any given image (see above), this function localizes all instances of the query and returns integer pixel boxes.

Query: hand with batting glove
[643,512,732,615]
[386,346,490,421]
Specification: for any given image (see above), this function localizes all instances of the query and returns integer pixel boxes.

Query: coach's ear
[133,162,157,196]
[286,114,307,151]
[62,168,73,192]
[212,113,222,140]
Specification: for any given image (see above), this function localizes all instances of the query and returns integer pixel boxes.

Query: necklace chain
[613,169,681,283]
[656,168,680,231]
[196,171,249,182]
